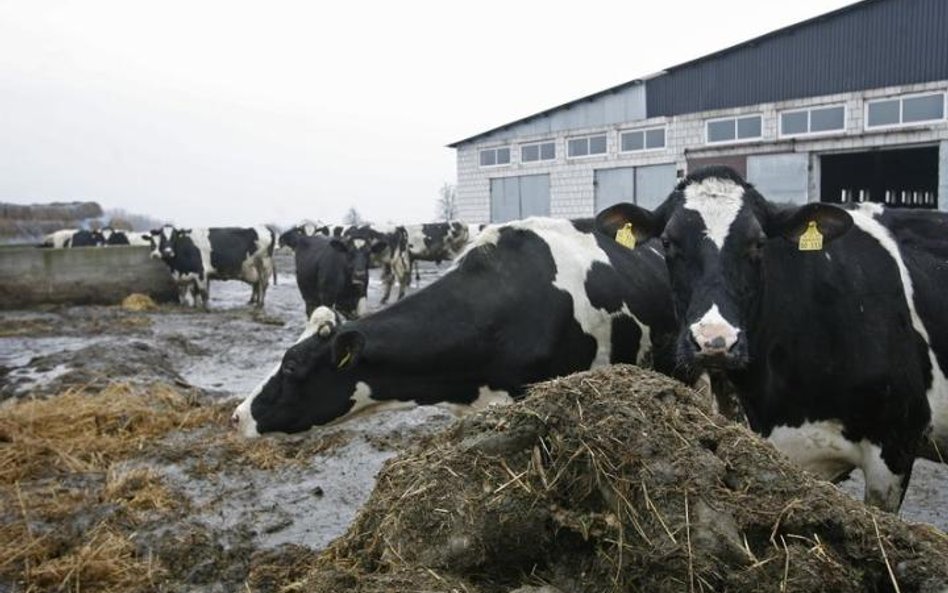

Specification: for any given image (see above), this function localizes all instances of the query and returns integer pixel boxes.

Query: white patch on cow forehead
[353,238,366,249]
[161,226,174,241]
[682,177,745,249]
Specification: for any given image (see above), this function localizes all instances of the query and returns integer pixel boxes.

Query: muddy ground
[0,250,946,591]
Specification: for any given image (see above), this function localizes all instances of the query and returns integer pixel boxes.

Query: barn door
[490,174,551,222]
[520,174,551,218]
[490,177,520,223]
[634,164,677,210]
[594,167,636,214]
[747,153,809,204]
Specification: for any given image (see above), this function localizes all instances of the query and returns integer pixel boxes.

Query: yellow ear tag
[337,351,352,369]
[798,220,823,251]
[615,223,636,249]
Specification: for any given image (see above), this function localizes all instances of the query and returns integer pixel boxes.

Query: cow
[344,224,412,304]
[99,227,153,247]
[403,221,470,284]
[293,233,386,319]
[594,166,947,512]
[232,216,686,438]
[149,225,276,309]
[40,229,81,248]
[66,229,104,247]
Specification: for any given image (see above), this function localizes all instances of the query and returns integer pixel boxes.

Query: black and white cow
[40,229,103,248]
[40,229,81,248]
[100,227,152,247]
[149,225,276,309]
[66,229,105,247]
[345,224,412,304]
[232,217,684,437]
[294,233,386,319]
[595,166,947,511]
[405,221,471,282]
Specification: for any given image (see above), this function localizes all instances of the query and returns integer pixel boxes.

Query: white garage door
[747,153,809,204]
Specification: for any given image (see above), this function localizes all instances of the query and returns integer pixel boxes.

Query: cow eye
[660,236,678,258]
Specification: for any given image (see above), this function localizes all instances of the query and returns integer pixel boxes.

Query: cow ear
[329,239,349,253]
[765,203,853,248]
[595,203,662,248]
[331,330,365,371]
[370,241,389,254]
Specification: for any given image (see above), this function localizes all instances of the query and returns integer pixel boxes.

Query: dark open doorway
[820,146,939,209]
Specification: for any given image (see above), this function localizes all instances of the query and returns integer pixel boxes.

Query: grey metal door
[594,167,636,213]
[490,175,550,222]
[747,153,809,204]
[519,174,550,218]
[635,164,677,210]
[490,177,520,223]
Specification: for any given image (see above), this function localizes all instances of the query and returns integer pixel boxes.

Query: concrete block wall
[0,245,177,308]
[456,80,948,220]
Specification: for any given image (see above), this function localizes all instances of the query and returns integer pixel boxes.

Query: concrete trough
[0,245,176,309]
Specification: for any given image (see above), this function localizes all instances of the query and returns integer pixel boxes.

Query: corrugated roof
[447,0,875,148]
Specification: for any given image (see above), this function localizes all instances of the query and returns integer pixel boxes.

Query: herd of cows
[43,166,948,516]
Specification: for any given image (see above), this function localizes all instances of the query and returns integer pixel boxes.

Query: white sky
[0,0,857,228]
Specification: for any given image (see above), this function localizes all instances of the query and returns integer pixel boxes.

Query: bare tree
[343,207,364,227]
[436,182,458,222]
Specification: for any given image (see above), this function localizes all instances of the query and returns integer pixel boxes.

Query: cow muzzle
[685,306,746,368]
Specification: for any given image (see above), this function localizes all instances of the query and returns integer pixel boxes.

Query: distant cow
[294,233,386,319]
[232,217,684,437]
[40,229,81,248]
[66,229,105,247]
[150,225,276,309]
[99,227,153,247]
[345,224,412,304]
[39,229,104,248]
[595,166,948,511]
[405,221,470,283]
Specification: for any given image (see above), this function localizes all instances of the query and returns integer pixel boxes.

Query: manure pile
[306,365,948,593]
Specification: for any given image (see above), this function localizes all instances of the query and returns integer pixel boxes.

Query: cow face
[596,166,852,372]
[333,237,386,288]
[149,225,178,259]
[232,307,367,436]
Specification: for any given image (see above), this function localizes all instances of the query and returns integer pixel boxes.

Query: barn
[449,0,948,223]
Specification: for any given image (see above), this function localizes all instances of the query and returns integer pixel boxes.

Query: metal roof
[448,0,886,148]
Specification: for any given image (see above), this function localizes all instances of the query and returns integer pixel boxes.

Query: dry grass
[0,382,228,483]
[120,293,158,312]
[0,382,229,592]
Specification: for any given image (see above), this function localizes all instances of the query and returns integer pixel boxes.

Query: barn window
[866,92,946,129]
[567,134,608,158]
[706,115,762,144]
[620,126,666,152]
[479,147,511,167]
[780,105,845,137]
[521,141,556,163]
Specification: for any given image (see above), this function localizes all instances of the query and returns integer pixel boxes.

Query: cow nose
[689,306,741,356]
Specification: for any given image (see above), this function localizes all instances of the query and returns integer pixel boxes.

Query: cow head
[595,166,852,372]
[231,306,370,436]
[333,236,387,288]
[150,225,189,260]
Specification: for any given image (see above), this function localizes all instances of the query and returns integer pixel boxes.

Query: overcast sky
[0,0,857,228]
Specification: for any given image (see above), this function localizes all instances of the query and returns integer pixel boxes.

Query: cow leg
[380,264,394,304]
[198,280,210,310]
[861,441,914,512]
[177,283,192,307]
